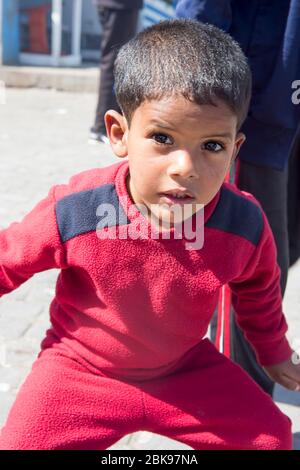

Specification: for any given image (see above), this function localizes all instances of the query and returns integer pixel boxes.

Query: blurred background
[0,0,175,67]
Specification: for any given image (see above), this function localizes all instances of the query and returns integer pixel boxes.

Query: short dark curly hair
[114,19,252,130]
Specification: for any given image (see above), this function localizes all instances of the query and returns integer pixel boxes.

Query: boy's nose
[167,152,198,179]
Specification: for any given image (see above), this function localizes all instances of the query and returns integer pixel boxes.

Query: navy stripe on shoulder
[55,183,130,243]
[205,186,263,246]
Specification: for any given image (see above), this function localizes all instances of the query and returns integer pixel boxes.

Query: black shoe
[89,129,110,145]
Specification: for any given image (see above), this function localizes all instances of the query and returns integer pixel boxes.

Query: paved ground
[0,88,299,450]
[0,64,98,93]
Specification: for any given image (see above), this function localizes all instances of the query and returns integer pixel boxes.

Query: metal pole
[51,0,62,66]
[72,0,82,62]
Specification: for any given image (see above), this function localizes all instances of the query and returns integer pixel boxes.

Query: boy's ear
[230,132,246,166]
[104,110,128,158]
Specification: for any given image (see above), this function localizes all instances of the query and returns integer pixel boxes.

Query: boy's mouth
[159,189,195,205]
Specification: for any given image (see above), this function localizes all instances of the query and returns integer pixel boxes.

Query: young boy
[0,19,299,450]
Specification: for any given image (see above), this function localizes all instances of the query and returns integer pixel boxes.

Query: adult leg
[140,339,292,450]
[0,348,145,450]
[287,124,300,266]
[92,8,140,135]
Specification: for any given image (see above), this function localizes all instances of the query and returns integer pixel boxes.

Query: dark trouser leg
[287,125,300,266]
[92,8,140,134]
[232,160,289,396]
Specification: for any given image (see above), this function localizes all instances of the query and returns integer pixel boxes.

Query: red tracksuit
[0,160,293,449]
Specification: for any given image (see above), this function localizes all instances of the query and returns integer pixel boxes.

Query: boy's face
[105,95,245,226]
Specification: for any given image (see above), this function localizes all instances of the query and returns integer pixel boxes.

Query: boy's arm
[228,210,300,390]
[0,186,66,297]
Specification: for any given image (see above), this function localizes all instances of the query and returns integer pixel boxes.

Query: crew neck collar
[114,160,221,241]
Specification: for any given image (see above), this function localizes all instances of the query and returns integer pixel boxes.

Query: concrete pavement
[0,65,99,93]
[0,88,299,450]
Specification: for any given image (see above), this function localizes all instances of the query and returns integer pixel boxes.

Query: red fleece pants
[0,339,292,450]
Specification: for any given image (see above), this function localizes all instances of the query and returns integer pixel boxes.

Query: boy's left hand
[263,353,300,391]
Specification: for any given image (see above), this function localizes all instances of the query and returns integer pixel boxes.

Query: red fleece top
[0,160,292,380]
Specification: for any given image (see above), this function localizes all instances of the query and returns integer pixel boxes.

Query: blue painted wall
[2,0,20,64]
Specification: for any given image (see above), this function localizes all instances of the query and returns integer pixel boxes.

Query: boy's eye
[203,141,224,152]
[152,133,173,145]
